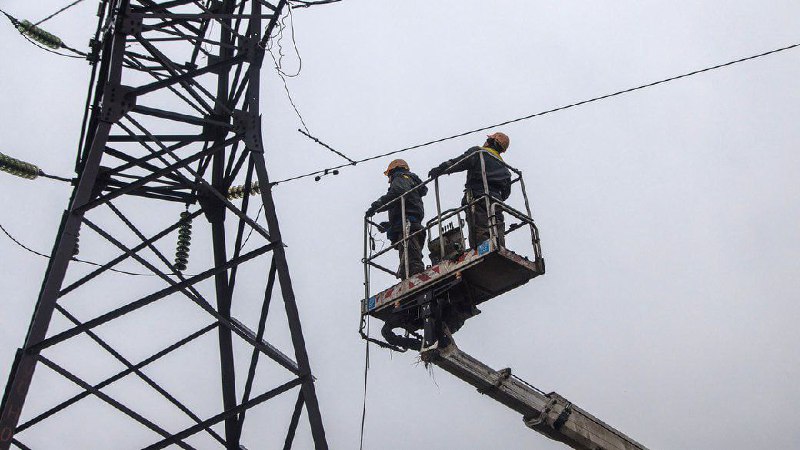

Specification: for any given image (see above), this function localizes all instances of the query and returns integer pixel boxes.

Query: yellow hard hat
[486,132,510,152]
[384,159,409,176]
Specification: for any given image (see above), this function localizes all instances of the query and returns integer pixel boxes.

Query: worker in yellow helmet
[428,132,512,249]
[366,159,429,278]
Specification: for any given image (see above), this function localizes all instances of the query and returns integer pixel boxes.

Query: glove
[428,167,443,179]
[365,205,377,217]
[377,221,390,233]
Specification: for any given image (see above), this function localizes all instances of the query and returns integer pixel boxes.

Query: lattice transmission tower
[0,0,327,448]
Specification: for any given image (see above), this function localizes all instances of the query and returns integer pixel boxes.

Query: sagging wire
[359,313,370,450]
[0,222,152,276]
[267,26,310,133]
[359,222,374,450]
[359,219,406,448]
[270,40,800,187]
[0,152,196,276]
[269,50,311,133]
[270,2,302,78]
[264,2,357,165]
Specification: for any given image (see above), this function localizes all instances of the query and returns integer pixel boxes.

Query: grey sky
[1,1,799,449]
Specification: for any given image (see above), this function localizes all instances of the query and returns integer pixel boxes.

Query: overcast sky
[1,1,799,449]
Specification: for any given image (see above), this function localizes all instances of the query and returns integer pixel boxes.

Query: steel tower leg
[1,0,327,448]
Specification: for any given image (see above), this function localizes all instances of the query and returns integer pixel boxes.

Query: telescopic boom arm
[421,343,648,450]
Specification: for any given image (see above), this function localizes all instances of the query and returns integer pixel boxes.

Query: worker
[366,159,428,279]
[428,132,512,249]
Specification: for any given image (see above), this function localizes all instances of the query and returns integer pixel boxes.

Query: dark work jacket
[370,168,428,241]
[432,146,511,200]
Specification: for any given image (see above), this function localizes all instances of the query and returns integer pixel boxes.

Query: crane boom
[421,343,648,450]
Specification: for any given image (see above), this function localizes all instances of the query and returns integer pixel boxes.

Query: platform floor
[362,241,544,325]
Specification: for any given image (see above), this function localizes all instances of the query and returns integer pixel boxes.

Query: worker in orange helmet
[428,132,512,249]
[366,159,428,279]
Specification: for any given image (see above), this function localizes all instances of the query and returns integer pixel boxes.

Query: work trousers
[465,196,505,249]
[392,222,426,279]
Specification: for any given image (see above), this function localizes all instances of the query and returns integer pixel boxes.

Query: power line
[35,0,86,26]
[266,4,355,163]
[38,171,72,183]
[273,1,302,78]
[0,221,152,276]
[267,4,312,133]
[270,49,312,133]
[271,41,800,186]
[19,32,85,59]
[0,222,51,259]
[299,129,355,164]
[239,204,264,249]
[0,6,88,59]
[290,0,342,7]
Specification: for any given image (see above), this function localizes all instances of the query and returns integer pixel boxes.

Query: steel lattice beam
[0,0,327,448]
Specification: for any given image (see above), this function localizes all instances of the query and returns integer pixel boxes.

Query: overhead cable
[267,4,356,163]
[239,204,265,250]
[359,322,370,450]
[0,222,152,276]
[298,129,355,164]
[290,0,342,7]
[273,1,302,78]
[20,33,86,59]
[35,0,86,26]
[0,7,88,58]
[271,41,800,186]
[267,4,313,133]
[270,49,312,133]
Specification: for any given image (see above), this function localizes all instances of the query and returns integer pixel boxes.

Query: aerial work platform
[361,151,544,350]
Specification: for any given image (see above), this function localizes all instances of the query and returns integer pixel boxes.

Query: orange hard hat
[384,159,409,175]
[486,132,510,152]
